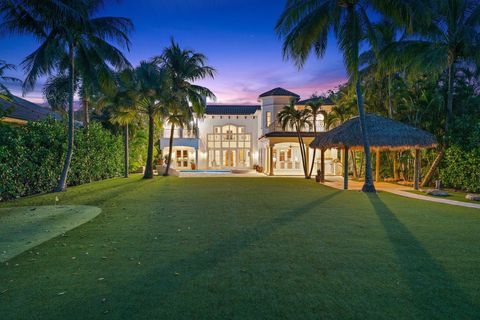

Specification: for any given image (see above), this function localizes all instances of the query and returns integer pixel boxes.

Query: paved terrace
[323,176,480,209]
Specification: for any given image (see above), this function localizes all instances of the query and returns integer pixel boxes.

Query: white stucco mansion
[159,87,341,176]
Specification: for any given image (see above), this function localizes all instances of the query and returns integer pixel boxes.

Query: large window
[207,125,252,168]
[265,112,271,127]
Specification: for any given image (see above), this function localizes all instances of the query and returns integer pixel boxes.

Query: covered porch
[159,138,199,170]
[261,133,340,176]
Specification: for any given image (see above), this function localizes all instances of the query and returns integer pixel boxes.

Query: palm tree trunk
[124,124,129,178]
[387,74,393,118]
[445,62,455,141]
[355,79,376,192]
[296,131,307,178]
[421,62,454,186]
[83,99,89,129]
[144,112,155,179]
[55,44,75,192]
[308,121,317,178]
[164,122,175,177]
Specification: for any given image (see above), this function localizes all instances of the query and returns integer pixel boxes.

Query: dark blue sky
[0,0,347,104]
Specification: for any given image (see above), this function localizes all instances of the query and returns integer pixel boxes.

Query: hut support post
[376,150,381,182]
[344,146,349,190]
[321,148,325,182]
[414,149,421,190]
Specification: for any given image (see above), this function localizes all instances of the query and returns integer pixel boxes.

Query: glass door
[175,149,190,169]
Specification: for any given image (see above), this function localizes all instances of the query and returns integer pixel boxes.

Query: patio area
[323,176,480,209]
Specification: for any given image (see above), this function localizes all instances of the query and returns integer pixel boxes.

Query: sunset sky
[0,0,348,104]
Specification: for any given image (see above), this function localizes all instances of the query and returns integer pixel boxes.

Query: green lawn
[1,176,479,319]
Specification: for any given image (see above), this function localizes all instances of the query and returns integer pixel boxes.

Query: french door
[176,149,189,169]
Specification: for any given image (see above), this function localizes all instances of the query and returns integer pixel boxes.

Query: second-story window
[266,112,271,127]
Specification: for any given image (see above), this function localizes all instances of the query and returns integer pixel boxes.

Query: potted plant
[190,160,196,170]
[156,154,164,165]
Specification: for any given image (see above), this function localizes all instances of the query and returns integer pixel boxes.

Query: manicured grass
[1,176,479,319]
[408,189,480,204]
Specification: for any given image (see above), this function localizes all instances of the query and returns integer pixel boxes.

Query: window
[207,125,252,168]
[265,112,271,127]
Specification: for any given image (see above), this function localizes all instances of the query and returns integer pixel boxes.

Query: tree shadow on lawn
[367,193,480,318]
[73,189,343,317]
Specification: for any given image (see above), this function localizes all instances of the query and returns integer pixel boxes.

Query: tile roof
[297,97,334,105]
[263,132,324,138]
[205,104,261,115]
[0,95,61,122]
[258,87,300,98]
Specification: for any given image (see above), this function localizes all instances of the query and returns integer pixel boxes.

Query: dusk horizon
[0,0,347,105]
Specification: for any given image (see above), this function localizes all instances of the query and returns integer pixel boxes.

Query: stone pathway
[323,176,480,209]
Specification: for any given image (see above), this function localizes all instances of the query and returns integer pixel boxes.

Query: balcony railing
[266,120,325,133]
[163,128,198,139]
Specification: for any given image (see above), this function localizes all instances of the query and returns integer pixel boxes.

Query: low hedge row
[0,119,123,201]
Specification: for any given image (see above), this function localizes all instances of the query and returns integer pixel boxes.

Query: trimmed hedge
[0,119,123,201]
[440,145,480,193]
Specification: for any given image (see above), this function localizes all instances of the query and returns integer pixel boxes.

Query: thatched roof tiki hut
[310,114,438,190]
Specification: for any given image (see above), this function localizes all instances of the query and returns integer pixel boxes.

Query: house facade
[159,87,341,176]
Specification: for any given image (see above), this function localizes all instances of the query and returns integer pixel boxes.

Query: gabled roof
[258,87,300,98]
[297,97,334,106]
[0,95,61,122]
[205,104,261,115]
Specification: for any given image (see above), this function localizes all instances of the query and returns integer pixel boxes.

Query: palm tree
[278,99,312,178]
[0,60,21,100]
[306,99,323,178]
[275,0,425,191]
[126,61,167,179]
[276,1,373,191]
[1,0,133,191]
[384,0,480,186]
[96,70,139,178]
[153,38,216,176]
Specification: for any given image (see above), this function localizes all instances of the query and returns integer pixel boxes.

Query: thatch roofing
[310,113,438,151]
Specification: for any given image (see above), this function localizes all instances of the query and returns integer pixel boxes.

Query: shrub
[0,119,123,201]
[440,145,480,193]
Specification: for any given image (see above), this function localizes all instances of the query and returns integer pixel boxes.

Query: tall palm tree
[278,99,312,178]
[276,1,368,190]
[1,0,133,191]
[0,60,21,100]
[126,61,167,179]
[275,0,423,191]
[306,99,323,178]
[153,38,216,176]
[96,70,139,178]
[384,0,480,186]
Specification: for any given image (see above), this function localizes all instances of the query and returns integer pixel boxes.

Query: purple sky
[0,0,347,104]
